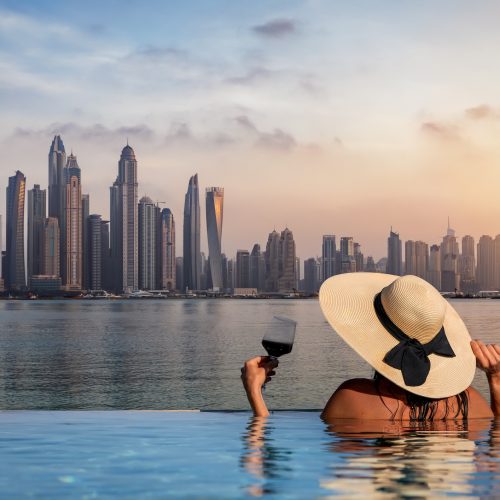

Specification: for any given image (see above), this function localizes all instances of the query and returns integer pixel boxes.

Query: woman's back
[320,377,494,421]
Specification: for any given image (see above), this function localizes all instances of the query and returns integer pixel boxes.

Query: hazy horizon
[2,1,500,260]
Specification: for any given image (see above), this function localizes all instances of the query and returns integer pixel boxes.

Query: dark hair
[373,372,469,421]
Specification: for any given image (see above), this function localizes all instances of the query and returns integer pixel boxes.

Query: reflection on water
[241,416,500,498]
[241,417,293,496]
[0,299,498,409]
[0,299,352,410]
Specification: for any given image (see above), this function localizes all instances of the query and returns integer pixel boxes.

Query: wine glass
[262,316,297,358]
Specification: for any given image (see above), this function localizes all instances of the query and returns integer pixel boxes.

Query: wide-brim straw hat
[319,273,476,398]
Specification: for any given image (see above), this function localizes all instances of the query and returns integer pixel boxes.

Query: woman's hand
[241,356,279,392]
[241,356,279,417]
[471,340,500,417]
[471,340,500,381]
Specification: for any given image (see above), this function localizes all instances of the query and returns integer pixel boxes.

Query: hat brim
[319,272,476,398]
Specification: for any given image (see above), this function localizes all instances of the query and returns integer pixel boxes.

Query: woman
[241,274,500,420]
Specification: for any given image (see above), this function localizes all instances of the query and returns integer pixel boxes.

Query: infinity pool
[1,411,499,498]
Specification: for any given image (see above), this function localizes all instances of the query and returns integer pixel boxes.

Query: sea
[0,298,497,410]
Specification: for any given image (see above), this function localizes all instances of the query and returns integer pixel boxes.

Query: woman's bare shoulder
[466,386,494,418]
[321,378,389,420]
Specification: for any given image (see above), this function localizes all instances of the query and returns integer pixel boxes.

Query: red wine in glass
[262,316,297,358]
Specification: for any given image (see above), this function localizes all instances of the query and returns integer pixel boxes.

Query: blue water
[0,411,499,498]
[1,299,500,497]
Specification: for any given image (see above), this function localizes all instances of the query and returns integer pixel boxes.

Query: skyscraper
[81,193,90,289]
[477,235,495,291]
[221,253,228,290]
[227,258,235,290]
[176,257,184,292]
[495,235,500,291]
[43,217,60,276]
[322,235,336,282]
[304,257,321,293]
[138,196,157,290]
[249,243,265,291]
[48,135,66,220]
[110,144,138,293]
[236,249,250,288]
[441,222,460,292]
[365,256,376,272]
[48,135,66,278]
[340,236,355,273]
[200,252,210,290]
[5,171,26,291]
[265,230,280,292]
[404,240,416,276]
[205,187,224,291]
[414,241,429,281]
[64,153,82,290]
[387,229,402,276]
[27,184,46,286]
[159,208,176,290]
[88,214,103,290]
[460,235,476,293]
[278,228,296,292]
[183,174,201,291]
[100,220,111,291]
[428,244,441,290]
[295,257,300,289]
[354,242,364,272]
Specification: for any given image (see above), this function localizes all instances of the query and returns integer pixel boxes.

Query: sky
[2,0,500,261]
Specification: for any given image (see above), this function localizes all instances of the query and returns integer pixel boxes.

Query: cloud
[234,115,296,151]
[252,18,298,38]
[165,122,192,144]
[0,9,75,39]
[256,129,296,150]
[420,121,461,141]
[129,45,190,62]
[211,133,236,145]
[226,67,273,85]
[465,104,500,120]
[12,122,154,141]
[235,115,258,132]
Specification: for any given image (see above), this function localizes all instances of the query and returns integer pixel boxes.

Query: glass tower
[64,153,82,290]
[27,184,46,286]
[138,196,157,290]
[6,171,26,291]
[205,187,224,291]
[48,135,66,279]
[159,208,176,290]
[183,174,200,291]
[110,144,138,293]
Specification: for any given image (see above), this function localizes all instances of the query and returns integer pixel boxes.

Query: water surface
[0,299,497,410]
[0,411,498,498]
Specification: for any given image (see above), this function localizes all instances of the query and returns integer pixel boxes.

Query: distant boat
[126,290,155,299]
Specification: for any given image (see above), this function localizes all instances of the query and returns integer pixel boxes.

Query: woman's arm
[471,340,500,417]
[241,356,278,417]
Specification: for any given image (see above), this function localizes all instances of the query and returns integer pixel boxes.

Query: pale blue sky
[2,1,500,259]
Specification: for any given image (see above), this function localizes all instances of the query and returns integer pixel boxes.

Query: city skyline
[3,2,500,259]
[6,149,500,294]
[7,135,500,264]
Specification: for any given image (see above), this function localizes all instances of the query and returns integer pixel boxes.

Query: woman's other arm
[471,340,500,417]
[241,356,278,417]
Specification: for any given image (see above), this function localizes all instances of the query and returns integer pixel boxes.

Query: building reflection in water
[321,418,500,498]
[239,415,500,498]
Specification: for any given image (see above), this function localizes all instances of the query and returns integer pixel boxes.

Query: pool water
[1,411,499,498]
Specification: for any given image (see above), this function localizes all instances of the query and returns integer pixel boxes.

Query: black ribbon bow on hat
[374,293,456,386]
